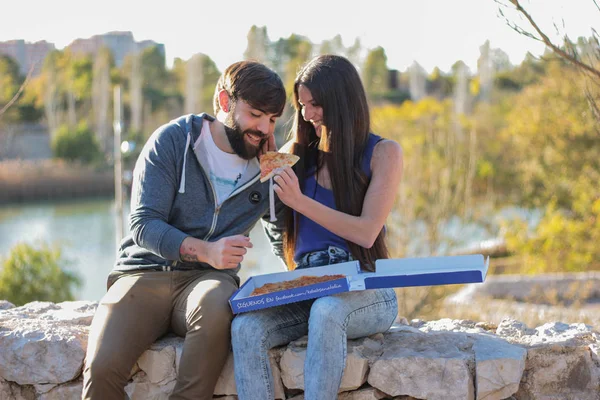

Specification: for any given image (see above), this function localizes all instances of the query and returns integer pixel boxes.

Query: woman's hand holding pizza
[273,167,304,209]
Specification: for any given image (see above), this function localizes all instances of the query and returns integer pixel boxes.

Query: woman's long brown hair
[282,55,389,272]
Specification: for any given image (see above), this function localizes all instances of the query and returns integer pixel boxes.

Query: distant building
[0,31,165,76]
[67,31,165,67]
[0,39,55,76]
[388,69,399,90]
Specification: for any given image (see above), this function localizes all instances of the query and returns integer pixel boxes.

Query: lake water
[0,197,284,301]
[0,196,536,302]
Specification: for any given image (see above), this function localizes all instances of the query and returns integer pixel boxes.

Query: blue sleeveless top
[294,133,383,262]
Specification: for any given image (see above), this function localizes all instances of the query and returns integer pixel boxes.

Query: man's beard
[224,112,267,160]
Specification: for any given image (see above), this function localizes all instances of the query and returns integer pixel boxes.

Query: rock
[0,377,35,400]
[214,349,285,399]
[472,335,526,400]
[338,387,389,399]
[214,352,237,395]
[0,301,15,311]
[475,322,497,332]
[280,339,306,390]
[368,330,475,400]
[509,322,600,399]
[2,301,599,400]
[0,302,94,385]
[38,380,83,400]
[417,318,486,334]
[496,318,536,339]
[409,319,425,329]
[339,340,370,392]
[280,335,373,392]
[125,372,175,400]
[137,337,178,384]
[269,348,286,400]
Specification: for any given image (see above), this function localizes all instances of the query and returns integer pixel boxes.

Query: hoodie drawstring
[178,132,191,193]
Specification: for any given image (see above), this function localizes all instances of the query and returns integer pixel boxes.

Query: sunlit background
[1,0,599,329]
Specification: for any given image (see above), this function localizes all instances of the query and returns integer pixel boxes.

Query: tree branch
[0,64,36,120]
[506,0,600,80]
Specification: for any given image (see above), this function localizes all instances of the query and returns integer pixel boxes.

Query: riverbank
[0,159,115,204]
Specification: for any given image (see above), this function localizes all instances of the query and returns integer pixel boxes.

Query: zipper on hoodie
[202,171,220,241]
[202,172,261,241]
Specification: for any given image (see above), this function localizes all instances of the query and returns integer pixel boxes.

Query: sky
[0,0,597,74]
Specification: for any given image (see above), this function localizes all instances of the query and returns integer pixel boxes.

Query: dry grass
[395,256,600,328]
[0,159,114,203]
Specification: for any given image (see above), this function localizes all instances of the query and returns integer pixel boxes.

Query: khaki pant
[82,269,239,400]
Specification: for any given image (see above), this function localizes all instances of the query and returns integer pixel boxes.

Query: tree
[346,37,363,69]
[185,54,205,115]
[41,50,63,135]
[452,61,470,115]
[319,34,345,56]
[0,242,82,306]
[244,25,271,64]
[427,67,453,99]
[0,55,28,123]
[408,61,427,101]
[92,47,113,154]
[495,0,600,119]
[129,51,143,133]
[372,98,480,257]
[499,62,600,272]
[494,52,546,91]
[51,121,102,163]
[362,47,389,100]
[183,53,221,115]
[261,33,314,103]
[477,40,494,102]
[138,45,175,130]
[140,45,169,110]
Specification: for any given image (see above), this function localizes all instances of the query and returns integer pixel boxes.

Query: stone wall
[0,300,598,400]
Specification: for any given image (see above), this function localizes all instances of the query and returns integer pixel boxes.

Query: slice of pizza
[259,152,300,183]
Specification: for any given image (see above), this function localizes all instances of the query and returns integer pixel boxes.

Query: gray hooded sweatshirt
[114,113,284,280]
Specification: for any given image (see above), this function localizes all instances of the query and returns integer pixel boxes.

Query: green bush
[51,122,102,163]
[0,242,82,306]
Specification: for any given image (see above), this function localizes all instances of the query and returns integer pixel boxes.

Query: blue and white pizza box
[229,254,489,314]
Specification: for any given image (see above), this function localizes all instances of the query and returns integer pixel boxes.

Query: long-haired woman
[231,54,403,400]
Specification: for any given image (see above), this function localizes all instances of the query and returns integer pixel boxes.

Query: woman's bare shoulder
[372,139,403,168]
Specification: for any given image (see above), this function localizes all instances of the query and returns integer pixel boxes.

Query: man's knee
[186,277,236,328]
[84,352,121,383]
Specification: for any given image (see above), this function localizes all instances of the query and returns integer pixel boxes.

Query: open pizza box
[229,254,490,314]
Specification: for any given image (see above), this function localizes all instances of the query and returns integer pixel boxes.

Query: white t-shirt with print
[196,119,248,205]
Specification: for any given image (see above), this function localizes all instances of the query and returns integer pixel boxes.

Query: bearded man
[82,61,286,400]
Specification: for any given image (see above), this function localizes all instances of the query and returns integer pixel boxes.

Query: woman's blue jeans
[231,246,398,400]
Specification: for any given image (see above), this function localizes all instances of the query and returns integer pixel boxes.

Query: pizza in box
[250,274,346,296]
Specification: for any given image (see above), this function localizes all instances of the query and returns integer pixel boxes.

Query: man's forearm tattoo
[180,244,200,262]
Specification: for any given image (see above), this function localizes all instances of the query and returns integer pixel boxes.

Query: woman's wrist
[293,194,311,215]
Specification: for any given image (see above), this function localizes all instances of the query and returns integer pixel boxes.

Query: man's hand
[179,235,253,269]
[258,133,277,159]
[206,235,253,269]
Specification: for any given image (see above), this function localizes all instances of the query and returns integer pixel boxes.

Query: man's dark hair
[213,61,286,116]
